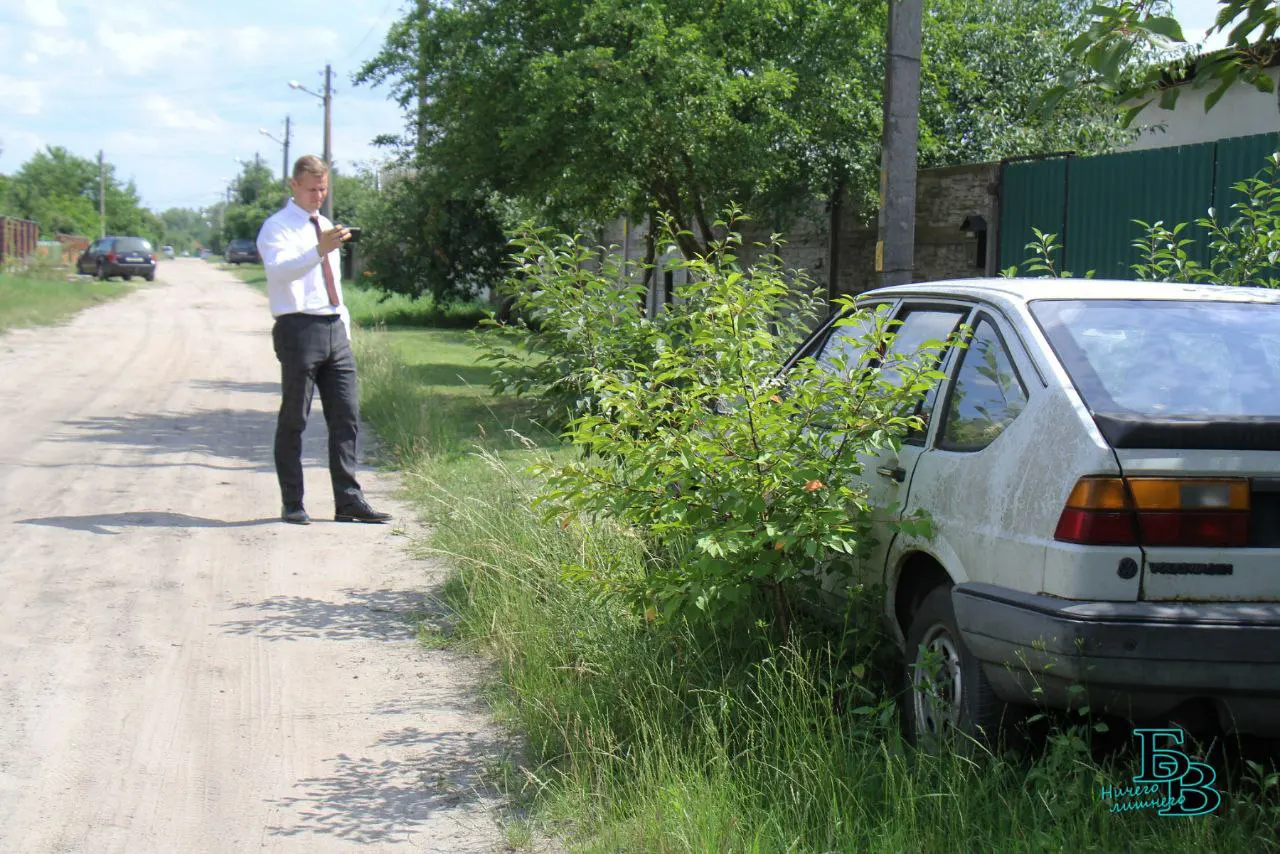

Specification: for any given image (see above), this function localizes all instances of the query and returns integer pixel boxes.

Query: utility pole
[283,115,291,190]
[98,150,106,238]
[876,0,923,287]
[322,63,334,221]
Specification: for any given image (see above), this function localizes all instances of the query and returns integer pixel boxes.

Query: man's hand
[317,226,350,257]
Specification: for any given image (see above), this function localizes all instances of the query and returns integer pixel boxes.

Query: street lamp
[259,117,292,192]
[289,66,333,221]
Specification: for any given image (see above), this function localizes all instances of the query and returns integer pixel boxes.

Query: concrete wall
[595,160,1001,312]
[1124,68,1280,152]
[834,161,1000,295]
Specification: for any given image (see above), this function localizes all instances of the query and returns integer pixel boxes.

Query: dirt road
[0,260,507,852]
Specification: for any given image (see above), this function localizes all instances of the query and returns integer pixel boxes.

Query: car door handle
[876,465,906,483]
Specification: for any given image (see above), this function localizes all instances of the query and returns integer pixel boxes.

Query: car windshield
[115,238,152,253]
[1031,298,1280,418]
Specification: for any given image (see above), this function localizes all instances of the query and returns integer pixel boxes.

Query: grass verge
[355,327,1280,851]
[223,262,488,328]
[0,267,133,334]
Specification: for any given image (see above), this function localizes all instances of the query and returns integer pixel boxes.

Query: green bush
[491,217,957,638]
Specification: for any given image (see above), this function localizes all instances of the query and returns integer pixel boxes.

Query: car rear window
[1031,298,1280,418]
[229,240,254,250]
[115,238,152,253]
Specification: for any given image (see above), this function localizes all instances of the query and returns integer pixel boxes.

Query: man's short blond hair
[292,155,329,180]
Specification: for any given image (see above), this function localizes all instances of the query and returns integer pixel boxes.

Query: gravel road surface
[0,259,507,852]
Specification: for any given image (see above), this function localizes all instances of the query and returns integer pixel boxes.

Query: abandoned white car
[790,279,1280,742]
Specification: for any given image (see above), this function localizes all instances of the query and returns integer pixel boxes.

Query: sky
[0,0,410,212]
[0,0,1233,216]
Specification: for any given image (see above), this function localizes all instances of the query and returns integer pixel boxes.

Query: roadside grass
[355,327,1280,852]
[0,267,132,334]
[224,262,488,328]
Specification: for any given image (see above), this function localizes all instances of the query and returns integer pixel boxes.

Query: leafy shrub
[476,224,666,429]
[509,218,956,635]
[1133,152,1280,287]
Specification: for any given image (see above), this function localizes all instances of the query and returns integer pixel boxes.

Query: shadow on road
[265,728,506,846]
[55,406,334,470]
[19,511,278,535]
[220,588,428,642]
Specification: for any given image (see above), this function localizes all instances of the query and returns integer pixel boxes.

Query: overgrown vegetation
[493,220,948,635]
[355,324,1280,851]
[346,217,1280,848]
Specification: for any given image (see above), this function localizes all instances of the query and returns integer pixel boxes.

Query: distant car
[76,236,157,281]
[224,239,260,265]
[161,245,176,259]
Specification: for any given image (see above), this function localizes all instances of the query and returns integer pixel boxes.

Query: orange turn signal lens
[1064,477,1129,510]
[1065,477,1250,511]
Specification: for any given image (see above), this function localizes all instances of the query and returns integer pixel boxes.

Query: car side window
[881,307,969,444]
[813,304,891,379]
[939,318,1028,452]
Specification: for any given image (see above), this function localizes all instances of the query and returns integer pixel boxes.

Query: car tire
[96,262,107,281]
[144,273,155,282]
[123,275,133,281]
[903,584,1005,748]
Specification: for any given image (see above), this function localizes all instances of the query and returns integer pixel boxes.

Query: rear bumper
[105,263,155,276]
[952,583,1280,734]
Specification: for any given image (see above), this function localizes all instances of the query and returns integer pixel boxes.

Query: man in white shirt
[257,154,391,526]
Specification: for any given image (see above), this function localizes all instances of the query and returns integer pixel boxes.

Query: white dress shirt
[257,199,350,337]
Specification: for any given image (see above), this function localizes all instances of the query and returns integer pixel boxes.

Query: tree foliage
[359,0,1128,256]
[356,161,509,299]
[920,0,1136,164]
[1058,0,1280,121]
[0,146,162,244]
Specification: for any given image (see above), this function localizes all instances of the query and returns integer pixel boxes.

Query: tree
[359,0,1130,259]
[357,163,508,299]
[919,0,1136,166]
[221,158,284,243]
[359,0,894,258]
[0,146,163,243]
[159,207,213,253]
[1056,0,1276,120]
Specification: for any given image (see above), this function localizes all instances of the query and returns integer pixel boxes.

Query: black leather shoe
[282,503,311,525]
[334,501,393,523]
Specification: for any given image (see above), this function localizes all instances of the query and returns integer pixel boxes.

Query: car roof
[859,278,1280,306]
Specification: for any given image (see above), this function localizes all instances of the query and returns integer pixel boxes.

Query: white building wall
[1124,67,1280,151]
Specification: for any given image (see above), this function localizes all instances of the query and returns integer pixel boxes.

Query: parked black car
[225,238,260,265]
[76,236,157,281]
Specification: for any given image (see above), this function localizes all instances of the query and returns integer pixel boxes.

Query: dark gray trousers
[272,313,363,509]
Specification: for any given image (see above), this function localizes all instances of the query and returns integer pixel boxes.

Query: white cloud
[0,76,43,116]
[94,25,201,76]
[24,0,67,28]
[143,94,223,134]
[31,31,88,58]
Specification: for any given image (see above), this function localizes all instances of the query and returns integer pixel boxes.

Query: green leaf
[1143,15,1186,43]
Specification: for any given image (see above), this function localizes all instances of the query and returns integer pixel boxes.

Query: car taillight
[150,254,157,262]
[1055,477,1249,547]
[107,251,117,262]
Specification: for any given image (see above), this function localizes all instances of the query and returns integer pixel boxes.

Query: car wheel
[903,584,1005,747]
[144,273,155,282]
[96,262,107,281]
[123,275,133,281]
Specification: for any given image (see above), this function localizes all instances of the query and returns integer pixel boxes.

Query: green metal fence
[998,131,1280,278]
